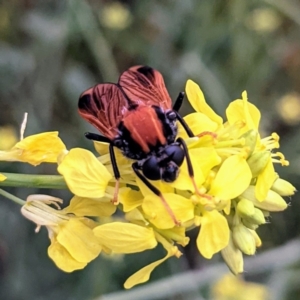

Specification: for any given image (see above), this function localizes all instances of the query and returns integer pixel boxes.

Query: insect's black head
[141,144,184,182]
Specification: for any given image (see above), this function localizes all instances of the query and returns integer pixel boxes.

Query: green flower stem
[0,173,67,189]
[0,188,25,205]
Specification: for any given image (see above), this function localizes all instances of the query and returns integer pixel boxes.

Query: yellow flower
[0,126,18,150]
[185,80,293,275]
[21,194,102,272]
[0,174,7,181]
[226,91,289,200]
[0,132,66,166]
[212,273,269,300]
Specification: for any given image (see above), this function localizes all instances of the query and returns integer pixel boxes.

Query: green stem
[0,173,68,189]
[0,188,25,205]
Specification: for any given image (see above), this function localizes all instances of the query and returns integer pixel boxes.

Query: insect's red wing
[118,65,172,109]
[78,83,128,140]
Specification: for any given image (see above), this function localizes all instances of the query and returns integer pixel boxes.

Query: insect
[78,66,195,225]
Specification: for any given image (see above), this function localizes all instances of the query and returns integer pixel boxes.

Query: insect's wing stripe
[78,83,129,140]
[118,65,172,109]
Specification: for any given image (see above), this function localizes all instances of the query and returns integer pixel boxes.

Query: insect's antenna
[175,113,194,137]
[132,162,181,226]
[172,92,194,138]
[85,132,111,143]
[173,92,185,112]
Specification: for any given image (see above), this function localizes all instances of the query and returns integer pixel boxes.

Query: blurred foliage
[1,0,300,299]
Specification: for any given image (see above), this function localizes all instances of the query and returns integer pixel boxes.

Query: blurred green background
[1,0,300,299]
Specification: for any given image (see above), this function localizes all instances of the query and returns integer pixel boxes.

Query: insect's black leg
[108,143,120,180]
[132,162,180,226]
[85,132,120,203]
[173,92,185,112]
[176,137,194,178]
[176,137,211,200]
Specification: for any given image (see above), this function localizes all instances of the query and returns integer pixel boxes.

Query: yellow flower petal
[136,176,174,197]
[212,274,269,300]
[119,188,143,212]
[226,95,261,134]
[178,112,219,139]
[63,196,116,217]
[93,141,109,155]
[0,132,66,165]
[125,208,148,224]
[57,218,102,263]
[0,126,18,150]
[197,210,230,258]
[124,251,172,289]
[189,147,221,177]
[142,193,194,229]
[169,149,210,192]
[185,80,223,125]
[93,222,157,253]
[158,227,190,246]
[169,163,204,192]
[0,174,7,181]
[209,155,252,200]
[255,158,277,201]
[48,238,87,272]
[57,148,112,198]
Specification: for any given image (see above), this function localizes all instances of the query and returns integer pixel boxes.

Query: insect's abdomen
[123,106,167,154]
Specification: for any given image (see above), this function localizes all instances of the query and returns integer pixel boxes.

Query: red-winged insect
[78,66,195,225]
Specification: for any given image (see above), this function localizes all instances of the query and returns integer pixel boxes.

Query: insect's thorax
[114,105,177,160]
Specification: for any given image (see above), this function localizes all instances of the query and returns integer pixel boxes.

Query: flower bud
[221,232,244,275]
[240,130,258,156]
[247,151,270,177]
[241,218,259,230]
[261,210,270,217]
[241,186,288,212]
[271,178,296,196]
[232,224,256,255]
[250,229,262,247]
[243,208,265,225]
[237,198,255,218]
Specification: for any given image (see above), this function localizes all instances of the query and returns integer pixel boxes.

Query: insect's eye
[164,145,184,166]
[166,111,177,121]
[113,138,123,148]
[142,156,161,180]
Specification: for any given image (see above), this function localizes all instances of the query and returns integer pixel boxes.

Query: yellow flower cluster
[0,80,295,289]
